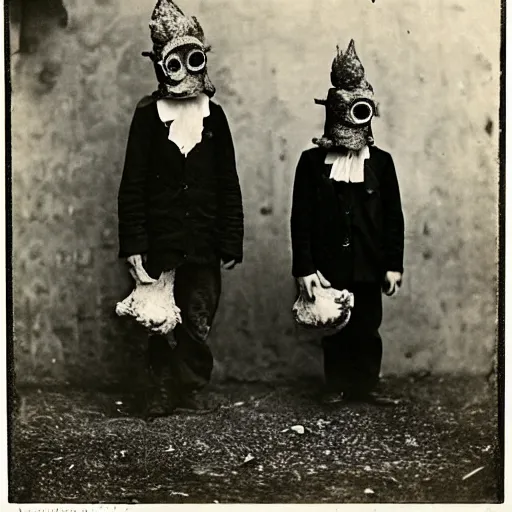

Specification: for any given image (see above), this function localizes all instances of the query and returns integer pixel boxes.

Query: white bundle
[292,286,354,333]
[116,269,182,335]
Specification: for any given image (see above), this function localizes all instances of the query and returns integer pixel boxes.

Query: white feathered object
[116,269,182,335]
[292,286,354,334]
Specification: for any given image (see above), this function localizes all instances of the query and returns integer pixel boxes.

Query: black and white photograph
[3,0,506,507]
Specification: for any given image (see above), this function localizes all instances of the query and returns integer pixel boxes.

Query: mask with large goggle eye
[348,98,375,126]
[159,48,207,80]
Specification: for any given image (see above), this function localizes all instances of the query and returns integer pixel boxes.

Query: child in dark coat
[118,0,243,417]
[291,40,404,406]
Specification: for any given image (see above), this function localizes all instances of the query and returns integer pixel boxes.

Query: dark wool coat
[291,146,404,287]
[118,97,244,274]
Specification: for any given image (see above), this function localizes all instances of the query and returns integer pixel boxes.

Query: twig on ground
[462,466,484,481]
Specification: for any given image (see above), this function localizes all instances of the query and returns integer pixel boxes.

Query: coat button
[342,238,350,247]
[185,212,190,217]
[183,183,188,190]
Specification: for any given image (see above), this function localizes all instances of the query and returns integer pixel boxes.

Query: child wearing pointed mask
[118,0,243,417]
[291,40,405,406]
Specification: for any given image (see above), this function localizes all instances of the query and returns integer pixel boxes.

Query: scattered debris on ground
[10,376,500,503]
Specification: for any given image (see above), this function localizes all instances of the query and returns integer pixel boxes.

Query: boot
[343,389,400,406]
[175,390,219,414]
[319,390,344,405]
[146,363,179,419]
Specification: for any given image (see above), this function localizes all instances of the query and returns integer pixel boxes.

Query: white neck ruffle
[156,93,210,157]
[325,145,370,183]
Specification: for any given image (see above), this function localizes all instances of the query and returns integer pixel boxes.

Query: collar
[156,93,210,157]
[325,145,370,183]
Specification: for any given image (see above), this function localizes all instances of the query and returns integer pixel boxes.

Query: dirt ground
[9,376,501,504]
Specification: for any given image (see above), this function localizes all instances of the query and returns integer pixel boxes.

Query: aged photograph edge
[0,0,508,509]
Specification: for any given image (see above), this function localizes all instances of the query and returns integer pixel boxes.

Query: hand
[334,289,355,309]
[383,271,402,296]
[127,254,157,284]
[221,259,237,270]
[297,271,331,301]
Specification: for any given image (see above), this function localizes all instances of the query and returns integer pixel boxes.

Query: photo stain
[422,248,433,260]
[485,118,493,136]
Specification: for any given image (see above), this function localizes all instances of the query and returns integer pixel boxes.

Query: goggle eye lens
[187,50,206,71]
[166,57,182,73]
[350,100,374,124]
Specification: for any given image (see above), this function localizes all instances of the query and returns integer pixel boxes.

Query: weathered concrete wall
[11,0,500,386]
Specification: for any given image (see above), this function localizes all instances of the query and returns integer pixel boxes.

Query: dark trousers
[322,282,383,394]
[147,263,221,394]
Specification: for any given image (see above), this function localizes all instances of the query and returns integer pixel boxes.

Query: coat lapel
[363,152,380,196]
[314,148,331,178]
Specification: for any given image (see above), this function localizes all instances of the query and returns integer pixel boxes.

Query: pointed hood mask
[313,40,377,151]
[142,0,215,100]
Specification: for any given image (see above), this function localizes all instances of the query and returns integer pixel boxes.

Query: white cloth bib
[156,93,210,157]
[325,145,370,183]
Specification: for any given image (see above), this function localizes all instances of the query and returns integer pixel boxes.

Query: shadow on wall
[12,0,69,52]
[10,0,68,93]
